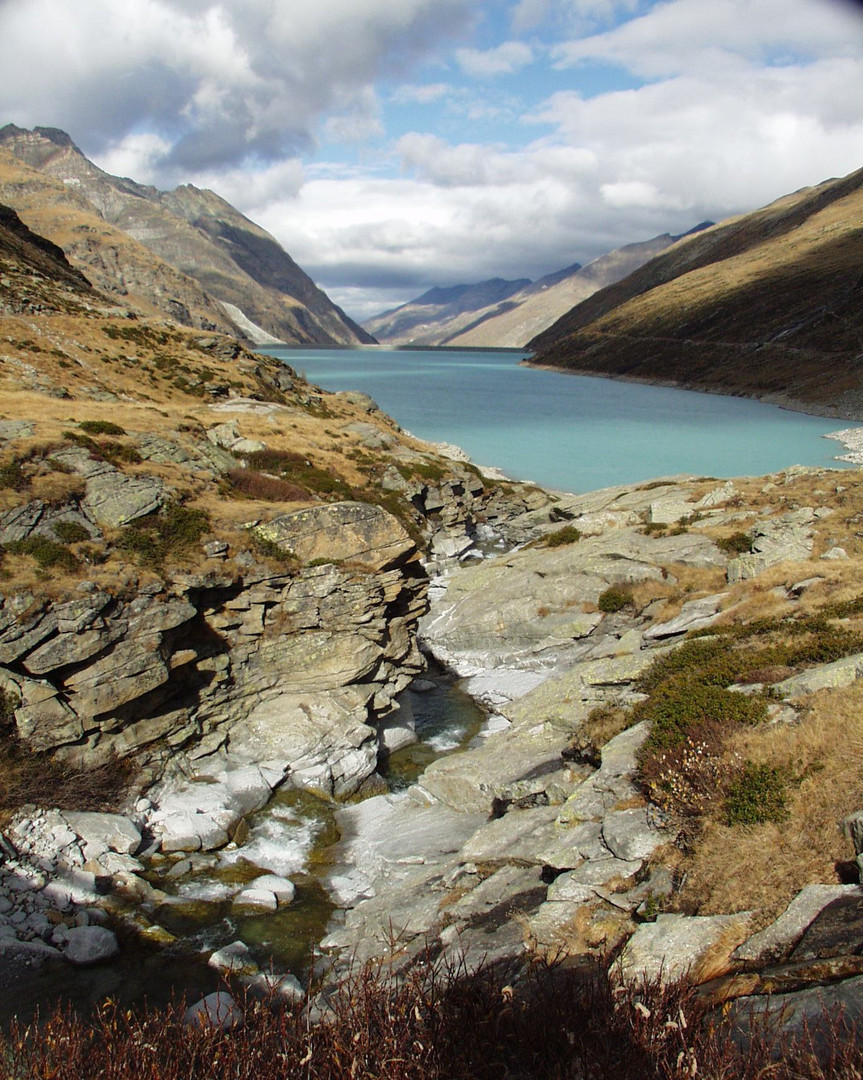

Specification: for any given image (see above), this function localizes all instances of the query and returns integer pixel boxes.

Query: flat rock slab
[644,593,728,640]
[63,812,142,856]
[255,502,415,571]
[602,807,676,862]
[616,912,752,984]
[729,974,863,1043]
[734,885,861,965]
[775,653,863,698]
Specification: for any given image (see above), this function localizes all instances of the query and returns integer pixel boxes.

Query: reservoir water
[260,347,854,492]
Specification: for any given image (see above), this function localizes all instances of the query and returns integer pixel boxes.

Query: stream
[2,673,486,1025]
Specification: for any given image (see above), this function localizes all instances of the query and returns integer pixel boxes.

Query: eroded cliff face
[0,502,428,800]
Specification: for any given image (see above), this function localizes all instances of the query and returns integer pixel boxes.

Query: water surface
[261,347,853,492]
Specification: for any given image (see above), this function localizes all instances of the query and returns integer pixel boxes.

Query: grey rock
[184,992,243,1031]
[255,502,416,572]
[63,813,142,856]
[602,807,676,862]
[775,653,863,698]
[643,593,728,640]
[63,925,120,966]
[616,912,752,984]
[733,885,861,965]
[208,940,258,975]
[248,874,295,904]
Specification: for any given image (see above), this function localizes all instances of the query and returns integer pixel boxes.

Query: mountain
[528,167,863,418]
[363,278,531,345]
[0,125,373,346]
[364,230,701,348]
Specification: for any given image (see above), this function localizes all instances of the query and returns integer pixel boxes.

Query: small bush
[598,585,634,613]
[3,536,79,572]
[79,420,127,436]
[52,521,91,544]
[716,531,753,555]
[240,449,353,500]
[225,468,309,503]
[544,524,582,547]
[636,680,768,751]
[116,503,211,569]
[0,456,28,491]
[725,761,791,826]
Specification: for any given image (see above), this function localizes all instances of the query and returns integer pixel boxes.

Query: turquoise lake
[261,347,857,494]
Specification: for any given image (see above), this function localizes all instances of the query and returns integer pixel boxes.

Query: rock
[774,653,863,698]
[50,447,165,528]
[616,912,752,984]
[728,975,863,1044]
[733,885,861,966]
[548,858,643,902]
[0,937,62,968]
[249,874,295,904]
[63,812,141,856]
[184,992,243,1031]
[208,940,258,976]
[233,887,278,911]
[643,593,728,640]
[726,508,816,581]
[821,546,848,560]
[63,925,120,966]
[255,502,416,572]
[601,807,676,862]
[646,498,697,525]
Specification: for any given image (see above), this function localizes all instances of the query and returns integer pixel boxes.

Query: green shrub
[52,521,91,544]
[725,761,791,826]
[716,531,753,555]
[240,448,353,500]
[0,457,27,491]
[3,537,79,572]
[116,503,211,568]
[636,680,768,751]
[79,419,127,436]
[597,585,634,613]
[544,525,582,547]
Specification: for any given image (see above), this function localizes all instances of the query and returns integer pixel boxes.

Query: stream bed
[1,674,486,1026]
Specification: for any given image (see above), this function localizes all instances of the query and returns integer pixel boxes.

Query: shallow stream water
[2,676,486,1026]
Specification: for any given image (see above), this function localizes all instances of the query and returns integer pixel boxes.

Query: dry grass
[675,681,863,919]
[5,955,863,1080]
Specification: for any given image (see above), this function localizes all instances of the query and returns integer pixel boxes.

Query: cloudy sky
[3,0,863,321]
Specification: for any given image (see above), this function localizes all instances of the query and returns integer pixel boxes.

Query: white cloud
[455,40,534,77]
[389,83,453,105]
[553,0,863,76]
[0,0,474,170]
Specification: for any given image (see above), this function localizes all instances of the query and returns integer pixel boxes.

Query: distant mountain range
[363,228,710,347]
[528,165,863,419]
[0,124,373,347]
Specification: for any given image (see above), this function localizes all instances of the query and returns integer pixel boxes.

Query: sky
[2,0,863,322]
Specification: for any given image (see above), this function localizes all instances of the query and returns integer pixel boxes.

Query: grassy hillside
[528,167,863,418]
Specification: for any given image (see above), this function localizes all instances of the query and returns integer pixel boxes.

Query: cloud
[455,41,534,77]
[0,0,474,172]
[553,0,863,76]
[389,83,453,105]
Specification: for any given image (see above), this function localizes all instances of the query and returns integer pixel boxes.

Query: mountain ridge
[0,124,373,347]
[527,165,863,419]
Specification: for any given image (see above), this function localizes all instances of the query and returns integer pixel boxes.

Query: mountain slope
[0,125,372,346]
[364,278,531,345]
[528,167,863,418]
[365,230,697,348]
[448,232,699,347]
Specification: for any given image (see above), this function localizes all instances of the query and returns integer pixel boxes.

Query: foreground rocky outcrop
[316,464,863,1036]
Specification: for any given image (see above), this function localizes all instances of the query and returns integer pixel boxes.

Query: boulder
[184,992,243,1031]
[774,653,863,698]
[616,912,752,984]
[255,503,416,572]
[601,807,675,862]
[63,812,142,856]
[643,593,728,640]
[63,925,120,966]
[733,885,861,966]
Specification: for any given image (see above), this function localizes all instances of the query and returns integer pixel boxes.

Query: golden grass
[675,681,863,920]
